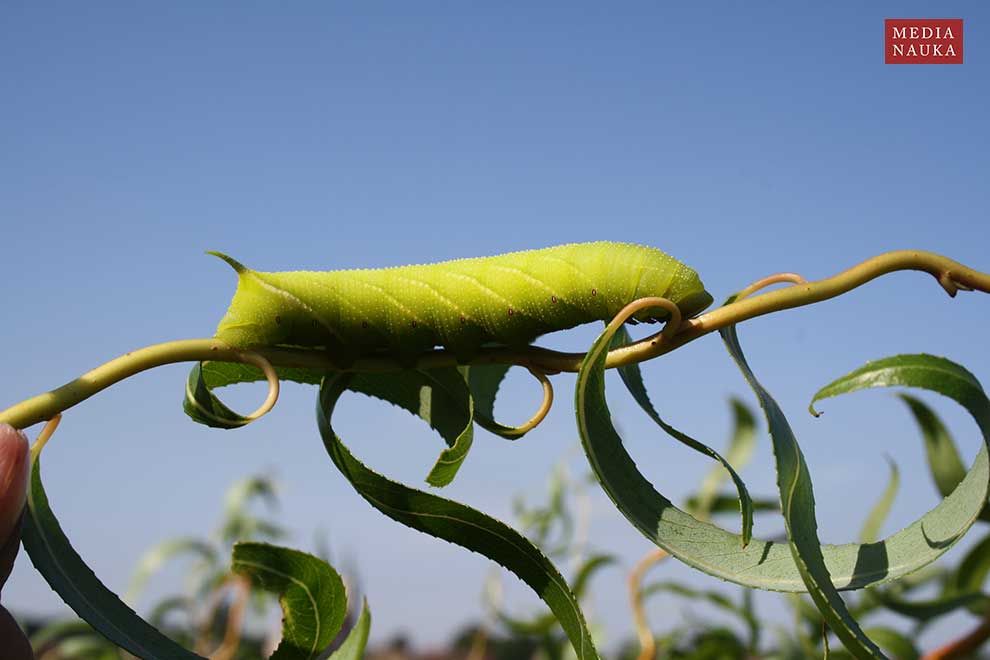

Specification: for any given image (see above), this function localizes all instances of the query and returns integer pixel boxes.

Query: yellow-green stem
[1,250,987,431]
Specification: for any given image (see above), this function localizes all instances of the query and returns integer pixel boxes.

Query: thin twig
[208,575,251,660]
[2,250,987,430]
[629,548,668,660]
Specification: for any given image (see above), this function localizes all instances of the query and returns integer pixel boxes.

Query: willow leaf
[187,360,475,486]
[23,452,205,659]
[954,530,990,595]
[873,531,990,624]
[694,397,758,519]
[685,494,778,516]
[870,589,985,622]
[231,542,347,660]
[183,361,252,428]
[641,580,760,646]
[577,324,989,599]
[863,627,919,660]
[897,394,966,497]
[183,360,328,429]
[467,363,524,439]
[125,538,217,604]
[46,637,119,660]
[224,474,280,515]
[859,458,899,544]
[316,373,599,659]
[147,596,196,631]
[811,355,990,537]
[611,326,755,546]
[347,369,474,487]
[724,323,895,657]
[200,360,327,388]
[496,554,615,636]
[28,619,117,657]
[897,394,990,523]
[514,464,576,557]
[329,598,371,660]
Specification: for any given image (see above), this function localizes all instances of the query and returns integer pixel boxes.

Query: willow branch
[2,250,987,430]
[520,249,990,372]
[0,342,284,430]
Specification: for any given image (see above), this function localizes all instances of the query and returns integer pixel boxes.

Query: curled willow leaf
[721,323,885,657]
[316,373,600,659]
[613,326,755,546]
[576,317,990,602]
[231,542,348,660]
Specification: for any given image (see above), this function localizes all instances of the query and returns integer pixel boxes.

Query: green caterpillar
[212,241,713,364]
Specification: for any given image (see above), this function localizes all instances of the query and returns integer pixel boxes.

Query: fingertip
[0,606,34,659]
[0,424,30,543]
[0,424,27,444]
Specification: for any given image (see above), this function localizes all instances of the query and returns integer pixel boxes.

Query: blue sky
[2,2,988,652]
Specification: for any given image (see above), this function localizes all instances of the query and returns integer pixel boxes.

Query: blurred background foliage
[21,393,990,659]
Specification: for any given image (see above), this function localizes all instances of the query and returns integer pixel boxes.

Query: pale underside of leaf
[576,327,990,598]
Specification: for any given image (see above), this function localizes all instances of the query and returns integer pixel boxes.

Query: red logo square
[886,19,963,64]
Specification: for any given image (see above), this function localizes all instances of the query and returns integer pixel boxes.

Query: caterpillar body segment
[212,242,713,364]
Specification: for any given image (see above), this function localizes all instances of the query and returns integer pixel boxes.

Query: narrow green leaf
[218,474,286,544]
[576,324,990,597]
[773,626,816,660]
[183,361,252,428]
[859,458,899,544]
[328,598,371,660]
[28,619,111,654]
[810,354,987,421]
[23,453,205,659]
[897,394,966,498]
[467,363,522,438]
[224,474,280,515]
[870,589,986,622]
[126,538,217,604]
[192,361,478,487]
[496,554,615,636]
[798,353,990,602]
[146,596,196,630]
[812,355,990,530]
[787,592,825,629]
[317,373,600,659]
[741,587,760,652]
[694,397,758,519]
[347,369,474,487]
[862,627,919,660]
[954,530,990,595]
[231,542,347,660]
[685,494,779,516]
[200,360,327,388]
[183,360,331,429]
[850,555,954,627]
[514,464,576,557]
[612,327,755,545]
[643,580,734,608]
[869,531,990,624]
[569,554,616,601]
[46,637,120,660]
[896,394,990,523]
[644,581,762,652]
[722,323,885,657]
